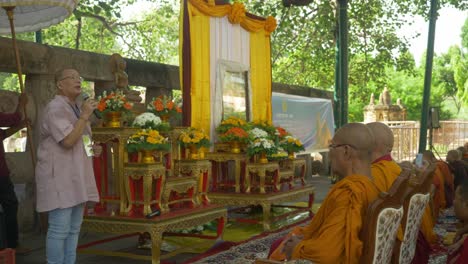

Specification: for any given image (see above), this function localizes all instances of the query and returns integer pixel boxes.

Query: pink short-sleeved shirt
[35,95,99,212]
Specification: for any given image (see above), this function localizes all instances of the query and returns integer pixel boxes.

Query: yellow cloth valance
[189,0,277,34]
[181,0,275,134]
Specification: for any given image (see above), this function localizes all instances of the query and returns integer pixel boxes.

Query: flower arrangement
[249,127,269,139]
[97,90,133,113]
[127,129,170,153]
[249,120,277,138]
[132,112,169,132]
[178,127,211,149]
[216,116,248,134]
[275,126,290,139]
[147,95,182,120]
[218,127,250,143]
[280,136,305,153]
[246,137,278,157]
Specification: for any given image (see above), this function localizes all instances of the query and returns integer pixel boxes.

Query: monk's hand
[454,226,468,244]
[283,234,303,260]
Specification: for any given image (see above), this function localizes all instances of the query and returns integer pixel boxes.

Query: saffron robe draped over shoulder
[371,158,404,240]
[436,160,454,208]
[371,158,401,193]
[270,174,379,264]
[432,167,446,218]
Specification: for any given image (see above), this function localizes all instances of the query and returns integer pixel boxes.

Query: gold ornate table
[205,152,247,193]
[279,158,307,189]
[79,205,227,264]
[209,185,315,231]
[245,162,280,194]
[173,159,212,204]
[92,127,139,215]
[124,163,166,216]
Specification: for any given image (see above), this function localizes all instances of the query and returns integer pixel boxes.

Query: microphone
[81,92,102,119]
[145,209,161,219]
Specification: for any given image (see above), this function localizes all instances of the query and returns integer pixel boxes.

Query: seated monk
[447,181,468,264]
[269,123,379,263]
[366,122,405,241]
[366,122,401,192]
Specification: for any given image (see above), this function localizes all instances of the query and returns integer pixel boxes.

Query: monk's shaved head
[333,123,375,162]
[447,149,461,162]
[366,122,394,160]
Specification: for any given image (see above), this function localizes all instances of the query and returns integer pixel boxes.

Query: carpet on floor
[183,216,312,264]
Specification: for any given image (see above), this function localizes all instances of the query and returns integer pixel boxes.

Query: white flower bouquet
[249,128,269,139]
[246,137,278,157]
[132,112,169,132]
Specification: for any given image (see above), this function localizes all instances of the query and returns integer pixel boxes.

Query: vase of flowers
[147,95,182,122]
[247,138,278,163]
[97,90,133,128]
[178,127,211,159]
[127,129,170,163]
[218,127,249,153]
[280,136,305,159]
[132,112,170,132]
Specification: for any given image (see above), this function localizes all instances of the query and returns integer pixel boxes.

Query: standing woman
[35,68,100,264]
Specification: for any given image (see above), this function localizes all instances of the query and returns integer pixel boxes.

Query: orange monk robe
[371,159,401,193]
[270,175,379,264]
[436,160,454,207]
[371,159,403,240]
[432,167,446,219]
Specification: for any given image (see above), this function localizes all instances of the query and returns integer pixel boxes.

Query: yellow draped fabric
[270,175,379,263]
[181,0,276,132]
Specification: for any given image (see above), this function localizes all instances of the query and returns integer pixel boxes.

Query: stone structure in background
[364,86,406,122]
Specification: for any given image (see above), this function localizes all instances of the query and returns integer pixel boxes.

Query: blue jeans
[46,204,84,264]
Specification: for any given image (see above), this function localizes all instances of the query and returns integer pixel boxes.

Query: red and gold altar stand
[78,204,226,264]
[206,151,314,231]
[83,127,227,264]
[91,127,139,214]
[278,158,307,189]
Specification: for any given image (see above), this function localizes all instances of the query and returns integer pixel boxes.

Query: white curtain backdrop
[209,16,250,141]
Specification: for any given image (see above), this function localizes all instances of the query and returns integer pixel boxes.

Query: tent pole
[418,0,439,153]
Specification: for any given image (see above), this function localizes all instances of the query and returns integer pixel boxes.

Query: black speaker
[427,107,440,129]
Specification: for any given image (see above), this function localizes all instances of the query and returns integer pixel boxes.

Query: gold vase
[105,111,122,128]
[140,149,155,164]
[230,141,241,153]
[188,144,199,160]
[288,151,295,159]
[160,114,170,122]
[258,152,268,164]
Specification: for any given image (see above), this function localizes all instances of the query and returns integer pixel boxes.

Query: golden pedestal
[92,127,139,215]
[80,205,227,264]
[173,159,212,205]
[124,163,166,216]
[209,186,315,231]
[205,152,247,193]
[245,162,280,194]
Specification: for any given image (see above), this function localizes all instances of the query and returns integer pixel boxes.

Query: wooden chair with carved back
[360,169,411,264]
[391,163,437,264]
